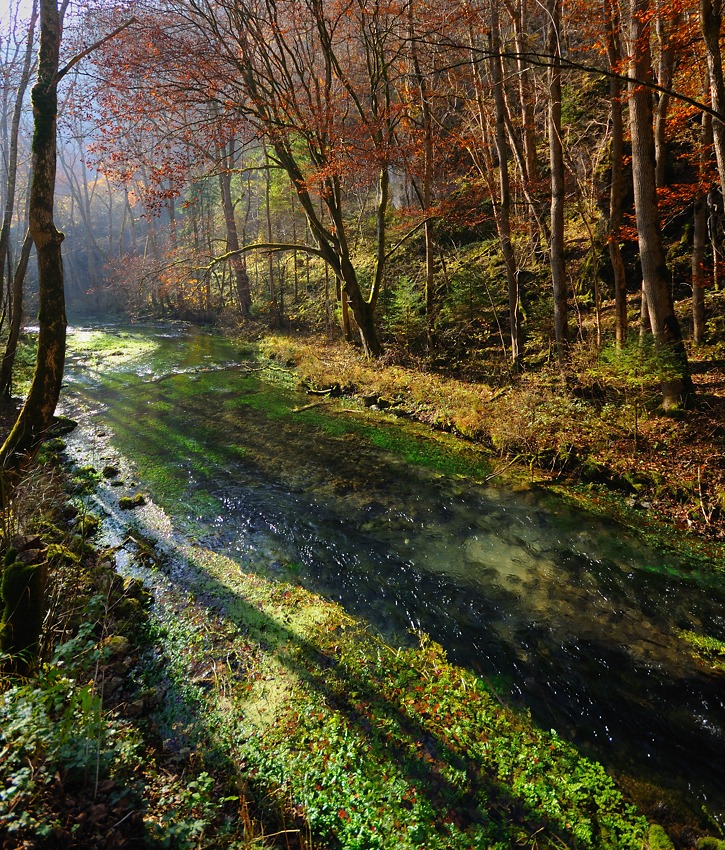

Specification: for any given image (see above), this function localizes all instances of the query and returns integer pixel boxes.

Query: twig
[697,466,714,525]
[292,400,331,413]
[483,455,521,482]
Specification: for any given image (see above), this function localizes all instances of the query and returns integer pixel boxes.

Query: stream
[62,323,725,824]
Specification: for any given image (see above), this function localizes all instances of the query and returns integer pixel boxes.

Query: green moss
[77,513,101,537]
[119,494,146,510]
[65,328,159,367]
[648,824,675,849]
[145,542,653,850]
[677,630,725,671]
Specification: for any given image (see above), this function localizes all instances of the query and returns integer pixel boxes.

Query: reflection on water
[64,324,725,821]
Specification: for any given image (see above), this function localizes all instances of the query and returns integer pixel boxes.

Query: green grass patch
[151,544,656,850]
[677,630,725,672]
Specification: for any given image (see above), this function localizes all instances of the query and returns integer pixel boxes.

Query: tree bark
[604,0,629,347]
[0,0,67,491]
[701,0,725,199]
[490,4,523,367]
[547,0,568,369]
[654,4,680,188]
[628,0,692,407]
[693,106,713,345]
[408,2,437,345]
[0,230,33,399]
[0,0,37,289]
[218,142,251,317]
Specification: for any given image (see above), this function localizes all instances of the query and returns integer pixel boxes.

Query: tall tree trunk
[264,145,275,317]
[701,0,725,200]
[693,106,713,345]
[654,4,680,188]
[628,0,692,407]
[218,142,251,317]
[604,0,629,347]
[490,4,523,367]
[0,0,37,289]
[0,0,67,491]
[0,231,33,399]
[547,0,568,369]
[408,2,437,345]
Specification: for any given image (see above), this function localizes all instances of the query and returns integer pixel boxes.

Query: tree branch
[417,39,725,125]
[384,216,437,263]
[55,17,137,84]
[205,241,326,272]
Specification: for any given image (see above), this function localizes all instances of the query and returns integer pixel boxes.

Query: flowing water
[63,323,725,822]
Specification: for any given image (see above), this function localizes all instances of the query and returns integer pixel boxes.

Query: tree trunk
[408,2,437,345]
[218,144,251,317]
[0,0,37,288]
[0,0,67,491]
[604,0,629,347]
[701,0,725,200]
[693,106,712,345]
[547,0,568,369]
[654,5,680,188]
[0,231,33,399]
[628,0,692,407]
[490,4,523,367]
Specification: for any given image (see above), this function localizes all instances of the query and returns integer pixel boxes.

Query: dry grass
[257,331,725,543]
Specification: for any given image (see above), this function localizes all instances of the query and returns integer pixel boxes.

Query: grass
[256,320,725,557]
[145,542,657,850]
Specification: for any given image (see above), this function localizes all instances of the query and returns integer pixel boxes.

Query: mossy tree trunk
[0,0,67,495]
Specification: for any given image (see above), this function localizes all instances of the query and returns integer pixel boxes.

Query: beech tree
[0,0,37,399]
[154,0,414,356]
[0,3,135,491]
[0,0,67,490]
[627,0,692,407]
[547,0,568,370]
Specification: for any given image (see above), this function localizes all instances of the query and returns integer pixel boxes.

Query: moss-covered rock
[648,824,675,850]
[119,493,146,510]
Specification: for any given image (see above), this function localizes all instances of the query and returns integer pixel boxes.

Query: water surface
[63,323,725,821]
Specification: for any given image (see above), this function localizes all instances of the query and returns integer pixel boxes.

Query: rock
[126,699,145,717]
[102,465,120,479]
[119,493,146,510]
[107,676,124,694]
[48,416,78,436]
[101,635,130,660]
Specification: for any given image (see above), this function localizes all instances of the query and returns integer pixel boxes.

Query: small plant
[382,276,426,352]
[590,338,683,451]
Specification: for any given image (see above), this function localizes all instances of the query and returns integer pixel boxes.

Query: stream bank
[50,323,725,845]
[253,331,725,554]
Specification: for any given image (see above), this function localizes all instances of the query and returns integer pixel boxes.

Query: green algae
[677,629,725,672]
[140,539,653,850]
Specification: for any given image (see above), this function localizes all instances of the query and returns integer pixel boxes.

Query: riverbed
[62,322,725,825]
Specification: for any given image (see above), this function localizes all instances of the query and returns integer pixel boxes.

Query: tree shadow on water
[142,539,644,850]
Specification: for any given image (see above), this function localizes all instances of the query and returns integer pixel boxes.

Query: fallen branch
[292,400,331,413]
